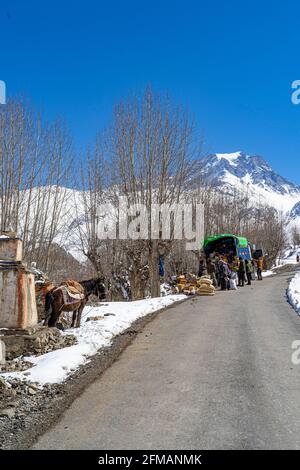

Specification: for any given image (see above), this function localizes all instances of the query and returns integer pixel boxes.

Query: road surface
[33,269,300,449]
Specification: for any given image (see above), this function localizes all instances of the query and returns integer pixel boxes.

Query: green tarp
[203,234,248,249]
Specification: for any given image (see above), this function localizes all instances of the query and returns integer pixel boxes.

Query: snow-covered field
[278,247,300,266]
[1,295,185,386]
[288,272,300,315]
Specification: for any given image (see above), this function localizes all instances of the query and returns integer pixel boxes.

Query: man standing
[207,259,217,287]
[237,257,246,287]
[198,259,207,277]
[256,257,263,280]
[245,259,253,285]
[218,257,231,291]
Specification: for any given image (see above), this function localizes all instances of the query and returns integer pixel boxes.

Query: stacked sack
[177,275,187,292]
[177,274,198,295]
[183,284,197,295]
[198,276,215,296]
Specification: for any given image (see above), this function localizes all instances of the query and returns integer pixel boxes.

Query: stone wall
[0,238,23,262]
[0,266,37,329]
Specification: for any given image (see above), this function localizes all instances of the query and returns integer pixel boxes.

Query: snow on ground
[1,295,185,386]
[262,270,276,278]
[277,247,300,266]
[160,282,178,296]
[287,272,300,315]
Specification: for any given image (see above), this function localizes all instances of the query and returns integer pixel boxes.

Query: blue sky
[1,0,300,182]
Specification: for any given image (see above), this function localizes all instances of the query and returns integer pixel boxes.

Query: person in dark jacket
[245,259,253,285]
[198,259,207,277]
[237,257,246,287]
[207,259,217,287]
[218,257,231,291]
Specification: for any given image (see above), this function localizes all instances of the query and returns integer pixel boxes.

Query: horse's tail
[44,292,54,326]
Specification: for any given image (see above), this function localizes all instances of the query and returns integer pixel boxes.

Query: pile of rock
[0,377,42,420]
[0,376,20,419]
[0,359,33,373]
[29,328,76,356]
[86,315,104,322]
[1,327,77,360]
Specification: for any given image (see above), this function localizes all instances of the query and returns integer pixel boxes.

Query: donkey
[44,278,106,328]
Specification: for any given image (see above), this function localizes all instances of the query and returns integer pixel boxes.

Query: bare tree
[77,89,198,298]
[291,225,300,250]
[108,88,196,297]
[0,98,72,275]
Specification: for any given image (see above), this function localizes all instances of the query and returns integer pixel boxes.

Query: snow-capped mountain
[194,151,300,215]
[290,201,300,221]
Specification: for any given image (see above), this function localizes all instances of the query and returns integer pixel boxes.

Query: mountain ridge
[194,152,300,222]
[195,151,300,196]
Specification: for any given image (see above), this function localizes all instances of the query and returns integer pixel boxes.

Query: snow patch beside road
[262,270,276,278]
[0,295,185,386]
[288,272,300,315]
[276,246,300,267]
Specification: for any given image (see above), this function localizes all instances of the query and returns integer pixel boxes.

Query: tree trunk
[149,240,161,298]
[129,269,146,301]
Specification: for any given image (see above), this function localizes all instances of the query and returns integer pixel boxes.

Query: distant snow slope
[279,246,300,265]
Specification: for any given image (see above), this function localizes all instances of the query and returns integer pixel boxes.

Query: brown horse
[44,278,106,328]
